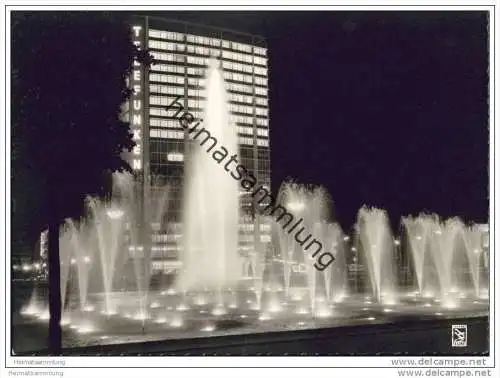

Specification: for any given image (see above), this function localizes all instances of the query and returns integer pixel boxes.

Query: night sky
[152,11,490,230]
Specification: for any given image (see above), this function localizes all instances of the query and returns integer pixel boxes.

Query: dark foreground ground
[15,315,488,356]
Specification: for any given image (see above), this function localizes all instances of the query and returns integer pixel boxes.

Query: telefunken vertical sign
[130,25,143,171]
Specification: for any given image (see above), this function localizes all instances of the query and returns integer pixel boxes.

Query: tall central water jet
[179,58,240,294]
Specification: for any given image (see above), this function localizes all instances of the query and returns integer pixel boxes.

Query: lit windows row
[150,48,267,71]
[256,118,268,127]
[150,129,184,139]
[149,29,184,41]
[237,126,254,135]
[152,234,181,243]
[257,128,269,137]
[150,84,184,96]
[187,99,206,108]
[254,56,267,66]
[255,87,267,96]
[254,46,267,56]
[149,102,268,121]
[150,95,181,106]
[149,40,181,51]
[150,107,173,117]
[229,41,252,53]
[239,137,254,145]
[149,30,263,56]
[187,67,204,76]
[150,88,260,105]
[188,110,203,119]
[186,45,214,56]
[222,50,254,64]
[151,63,184,74]
[186,34,219,46]
[187,56,209,66]
[222,61,253,74]
[187,77,206,87]
[254,66,267,76]
[223,71,253,84]
[150,123,265,139]
[254,76,267,86]
[255,107,268,117]
[150,51,185,63]
[231,115,253,125]
[230,104,254,115]
[227,82,253,94]
[230,93,254,104]
[150,73,185,85]
[150,118,182,128]
[187,88,202,97]
[255,97,267,106]
[239,223,271,232]
[167,152,184,161]
[261,234,272,242]
[257,139,269,147]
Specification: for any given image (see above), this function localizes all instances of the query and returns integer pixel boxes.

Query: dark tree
[11,11,148,354]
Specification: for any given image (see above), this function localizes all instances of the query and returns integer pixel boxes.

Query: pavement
[16,315,488,356]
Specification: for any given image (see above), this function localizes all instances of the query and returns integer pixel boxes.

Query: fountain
[179,58,240,296]
[15,58,489,352]
[356,206,397,304]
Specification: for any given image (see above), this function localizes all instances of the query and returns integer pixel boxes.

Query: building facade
[125,16,271,274]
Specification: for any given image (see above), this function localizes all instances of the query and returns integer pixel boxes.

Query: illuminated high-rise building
[124,16,271,274]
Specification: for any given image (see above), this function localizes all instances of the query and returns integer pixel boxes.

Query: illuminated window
[150,107,179,117]
[255,97,267,106]
[230,93,252,104]
[231,114,252,124]
[188,98,206,108]
[187,77,206,87]
[237,126,254,135]
[187,56,207,66]
[254,66,267,76]
[254,46,267,56]
[254,56,267,66]
[167,152,184,161]
[210,49,221,58]
[239,137,254,145]
[256,118,268,127]
[227,82,253,94]
[150,95,187,106]
[260,223,271,231]
[255,76,268,86]
[149,29,161,38]
[260,234,271,242]
[255,87,267,96]
[255,107,267,117]
[150,118,183,129]
[150,52,183,63]
[230,104,253,114]
[150,84,184,96]
[257,128,268,137]
[150,129,184,139]
[257,139,269,147]
[187,67,203,76]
